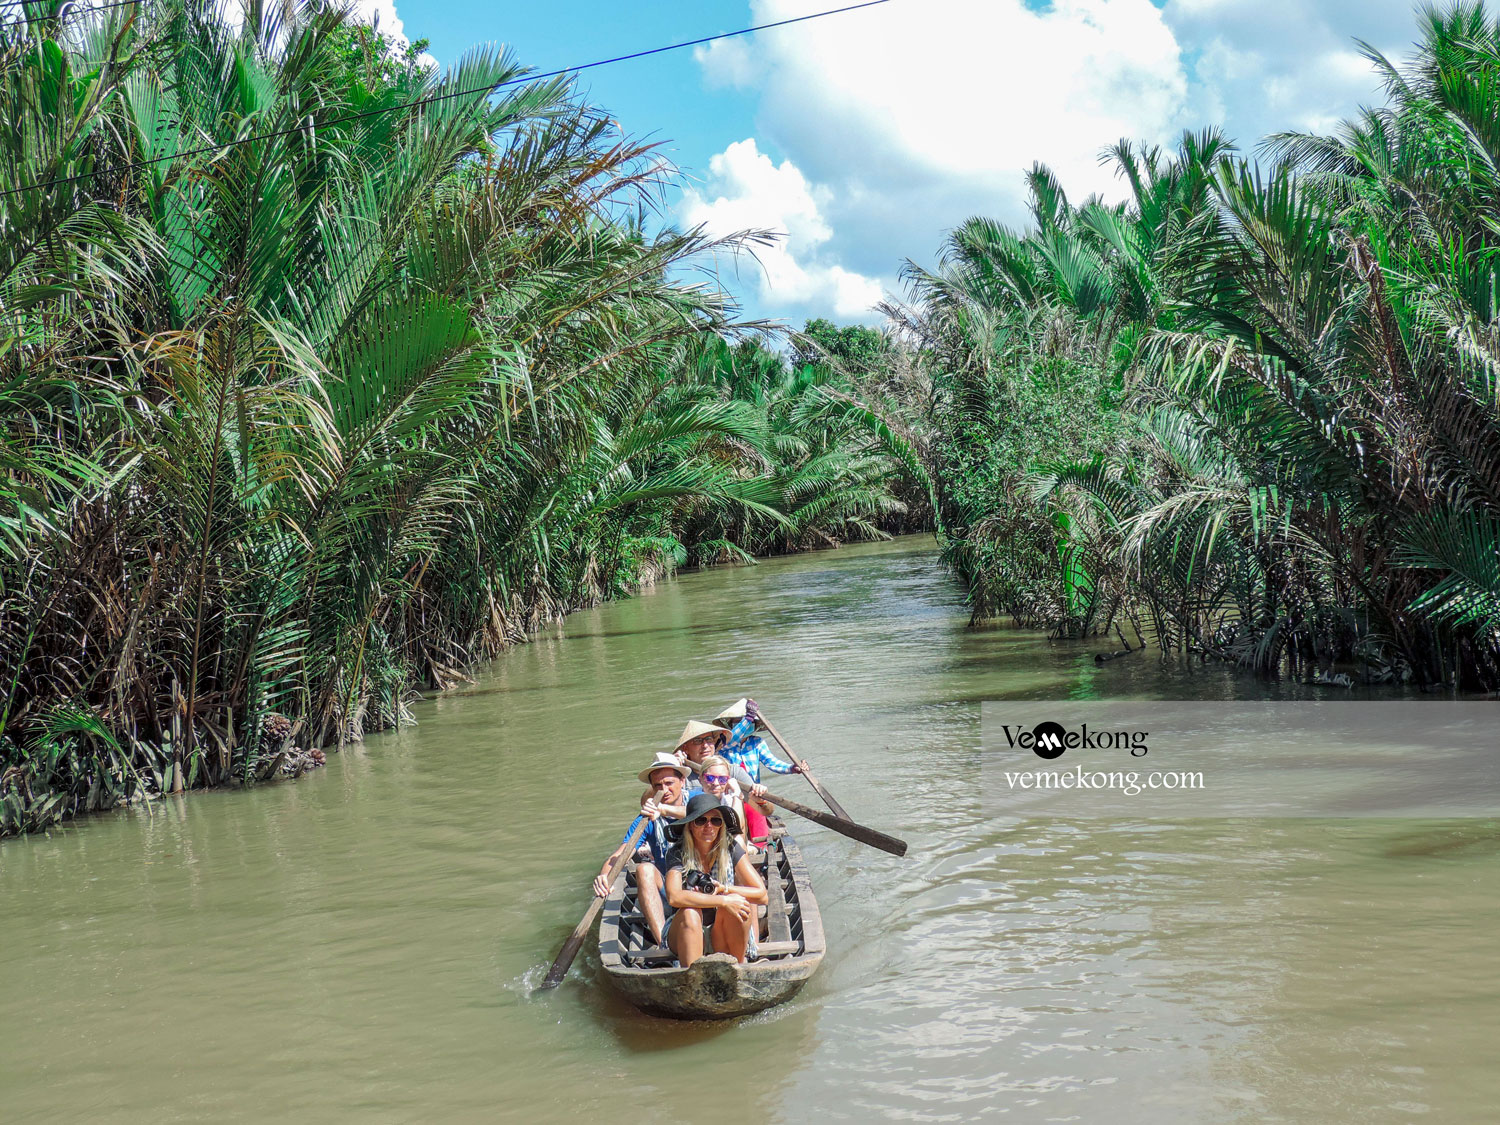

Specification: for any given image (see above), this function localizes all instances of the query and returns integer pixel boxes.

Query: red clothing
[742,800,769,843]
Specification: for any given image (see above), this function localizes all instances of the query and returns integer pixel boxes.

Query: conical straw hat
[713,698,749,725]
[675,720,725,751]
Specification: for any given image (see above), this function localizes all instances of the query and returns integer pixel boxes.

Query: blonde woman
[698,754,771,855]
[664,793,768,967]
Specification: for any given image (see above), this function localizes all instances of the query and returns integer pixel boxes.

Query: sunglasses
[702,774,730,785]
[692,816,724,828]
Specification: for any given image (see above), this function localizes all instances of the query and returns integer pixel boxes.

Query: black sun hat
[682,790,741,838]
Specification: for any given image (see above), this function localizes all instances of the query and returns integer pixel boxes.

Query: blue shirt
[623,813,679,868]
[721,717,796,783]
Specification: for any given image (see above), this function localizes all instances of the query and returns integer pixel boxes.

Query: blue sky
[366,0,1423,330]
[399,1,761,175]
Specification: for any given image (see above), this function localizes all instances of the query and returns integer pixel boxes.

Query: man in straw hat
[592,753,690,946]
[676,708,789,847]
[673,719,758,789]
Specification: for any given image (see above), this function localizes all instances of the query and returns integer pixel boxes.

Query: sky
[358,0,1425,328]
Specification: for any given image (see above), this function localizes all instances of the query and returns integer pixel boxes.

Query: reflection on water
[2,537,1496,1121]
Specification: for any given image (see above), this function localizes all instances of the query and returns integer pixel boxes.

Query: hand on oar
[541,817,648,989]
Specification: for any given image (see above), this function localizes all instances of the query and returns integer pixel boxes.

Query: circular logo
[1031,720,1067,760]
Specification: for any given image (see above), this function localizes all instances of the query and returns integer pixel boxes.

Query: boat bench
[628,940,800,965]
[763,845,793,945]
[620,842,797,965]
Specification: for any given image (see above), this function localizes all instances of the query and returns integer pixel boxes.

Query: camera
[681,870,719,895]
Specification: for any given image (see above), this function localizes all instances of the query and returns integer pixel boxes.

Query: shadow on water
[1380,821,1500,858]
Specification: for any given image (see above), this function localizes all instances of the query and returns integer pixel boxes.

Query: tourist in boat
[664,792,768,967]
[674,719,760,791]
[594,753,689,946]
[673,720,732,773]
[697,754,772,855]
[673,718,772,843]
[716,698,804,786]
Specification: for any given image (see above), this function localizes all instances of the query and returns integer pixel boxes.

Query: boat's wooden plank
[749,939,800,959]
[779,832,825,956]
[765,840,793,945]
[596,872,629,968]
[628,940,801,964]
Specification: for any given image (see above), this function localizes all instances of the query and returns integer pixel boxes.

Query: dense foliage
[0,1,913,834]
[892,2,1500,692]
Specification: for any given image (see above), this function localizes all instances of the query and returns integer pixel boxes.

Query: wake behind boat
[597,825,825,1019]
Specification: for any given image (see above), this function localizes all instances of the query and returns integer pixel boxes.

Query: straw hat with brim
[713,698,749,725]
[682,791,741,838]
[674,720,726,752]
[637,752,691,785]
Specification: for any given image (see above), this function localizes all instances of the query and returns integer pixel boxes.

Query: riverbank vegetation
[883,1,1500,694]
[0,2,914,835]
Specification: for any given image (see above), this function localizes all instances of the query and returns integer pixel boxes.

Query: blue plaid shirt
[721,717,795,783]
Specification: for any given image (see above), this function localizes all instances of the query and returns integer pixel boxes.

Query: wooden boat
[597,826,826,1020]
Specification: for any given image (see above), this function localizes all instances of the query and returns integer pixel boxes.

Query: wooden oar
[759,714,852,821]
[757,788,907,857]
[685,758,907,857]
[540,818,649,989]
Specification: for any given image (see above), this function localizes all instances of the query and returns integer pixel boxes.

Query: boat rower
[594,753,689,946]
[714,698,805,785]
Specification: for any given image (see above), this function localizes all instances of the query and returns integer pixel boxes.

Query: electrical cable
[0,0,141,16]
[0,0,894,200]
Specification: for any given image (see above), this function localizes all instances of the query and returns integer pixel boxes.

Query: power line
[0,0,893,200]
[0,0,140,17]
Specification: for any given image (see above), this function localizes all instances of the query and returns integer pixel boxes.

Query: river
[3,536,1497,1121]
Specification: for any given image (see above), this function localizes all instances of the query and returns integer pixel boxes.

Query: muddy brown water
[3,537,1496,1121]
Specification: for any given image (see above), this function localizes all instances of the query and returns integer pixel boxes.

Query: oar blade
[542,817,649,989]
[540,899,603,988]
[761,790,908,857]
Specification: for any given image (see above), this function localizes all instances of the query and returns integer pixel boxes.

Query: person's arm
[594,819,644,897]
[755,736,798,776]
[727,761,755,788]
[665,867,728,911]
[724,716,755,751]
[725,852,768,905]
[655,793,688,817]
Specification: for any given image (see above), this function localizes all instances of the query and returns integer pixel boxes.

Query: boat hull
[598,827,825,1020]
[603,950,821,1020]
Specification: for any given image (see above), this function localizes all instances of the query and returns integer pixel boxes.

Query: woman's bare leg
[668,907,704,967]
[709,905,751,962]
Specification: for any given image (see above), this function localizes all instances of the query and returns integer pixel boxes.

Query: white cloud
[351,0,406,48]
[688,0,1422,322]
[690,0,1193,308]
[350,0,438,68]
[680,138,886,319]
[1163,0,1409,143]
